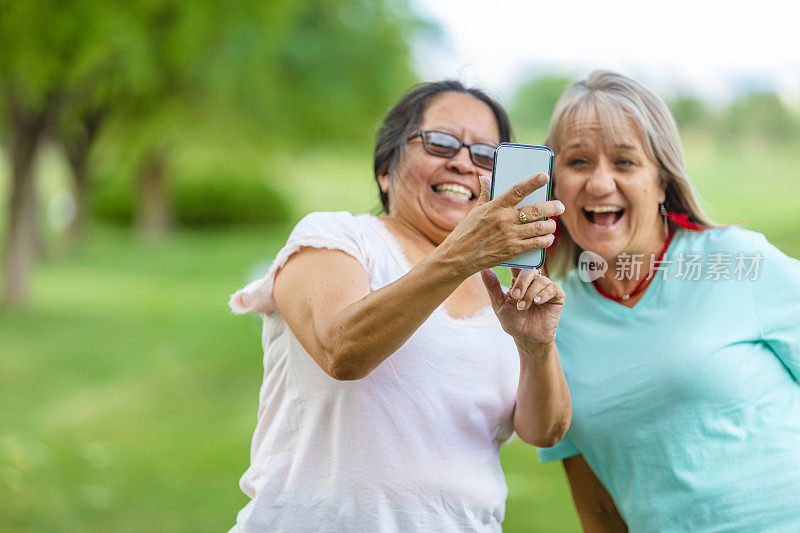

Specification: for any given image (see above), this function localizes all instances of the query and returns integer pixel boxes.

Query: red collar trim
[591,227,676,303]
[666,212,707,232]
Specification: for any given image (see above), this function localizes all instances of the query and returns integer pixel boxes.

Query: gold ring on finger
[518,210,527,224]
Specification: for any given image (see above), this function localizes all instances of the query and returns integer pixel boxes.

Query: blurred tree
[510,74,573,139]
[722,91,799,143]
[670,95,710,133]
[75,0,417,238]
[58,100,107,247]
[1,0,420,307]
[268,0,418,146]
[0,0,122,306]
[115,0,417,237]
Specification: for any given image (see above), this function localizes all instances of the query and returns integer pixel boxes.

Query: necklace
[592,228,676,303]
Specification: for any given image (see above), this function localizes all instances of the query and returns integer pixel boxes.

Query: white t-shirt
[228,211,520,532]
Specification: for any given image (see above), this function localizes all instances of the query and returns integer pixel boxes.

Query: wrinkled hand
[481,267,565,350]
[436,174,564,277]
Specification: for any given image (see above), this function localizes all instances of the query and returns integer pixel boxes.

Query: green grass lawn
[0,225,283,531]
[1,141,798,531]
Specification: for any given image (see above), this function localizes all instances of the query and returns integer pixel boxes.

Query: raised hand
[436,174,565,277]
[480,267,565,350]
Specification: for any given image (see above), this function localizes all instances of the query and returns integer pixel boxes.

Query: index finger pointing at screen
[495,173,549,207]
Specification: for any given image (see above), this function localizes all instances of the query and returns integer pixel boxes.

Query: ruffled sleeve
[228,211,369,315]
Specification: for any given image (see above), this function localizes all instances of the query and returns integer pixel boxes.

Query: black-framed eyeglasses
[407,130,496,171]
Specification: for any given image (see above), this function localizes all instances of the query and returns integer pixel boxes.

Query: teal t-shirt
[539,227,800,532]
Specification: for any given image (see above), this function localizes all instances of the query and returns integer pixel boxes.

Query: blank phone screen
[489,143,553,269]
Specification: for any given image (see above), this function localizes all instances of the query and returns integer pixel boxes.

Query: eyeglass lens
[421,131,495,170]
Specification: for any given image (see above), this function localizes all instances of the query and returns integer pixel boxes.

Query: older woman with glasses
[527,71,800,531]
[226,80,572,532]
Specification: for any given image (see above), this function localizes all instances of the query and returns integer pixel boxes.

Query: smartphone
[489,143,554,269]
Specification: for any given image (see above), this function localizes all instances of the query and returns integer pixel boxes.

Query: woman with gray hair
[227,80,572,532]
[524,70,800,531]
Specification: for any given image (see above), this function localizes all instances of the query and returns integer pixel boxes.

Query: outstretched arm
[274,174,564,380]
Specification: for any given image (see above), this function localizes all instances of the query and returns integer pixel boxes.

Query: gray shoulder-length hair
[544,70,716,279]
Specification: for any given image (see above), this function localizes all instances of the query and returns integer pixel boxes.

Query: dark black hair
[373,80,513,213]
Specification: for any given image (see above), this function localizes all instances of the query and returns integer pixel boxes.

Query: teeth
[434,183,473,200]
[584,206,623,213]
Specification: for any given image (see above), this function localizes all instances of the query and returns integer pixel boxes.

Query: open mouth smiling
[432,183,475,201]
[582,205,624,227]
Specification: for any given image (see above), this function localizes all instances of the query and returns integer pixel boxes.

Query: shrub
[91,169,290,227]
[170,170,290,226]
[91,172,136,226]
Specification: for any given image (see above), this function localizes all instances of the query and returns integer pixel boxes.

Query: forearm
[564,456,628,533]
[513,341,572,447]
[318,248,466,379]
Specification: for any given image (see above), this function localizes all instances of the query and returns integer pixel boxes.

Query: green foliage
[91,167,290,227]
[509,74,574,140]
[268,0,418,147]
[670,95,710,131]
[90,171,136,226]
[170,169,290,226]
[670,91,800,145]
[1,0,422,234]
[722,91,800,143]
[85,0,420,160]
[0,0,113,111]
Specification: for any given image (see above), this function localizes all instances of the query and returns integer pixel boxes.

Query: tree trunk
[68,154,90,246]
[2,93,54,308]
[135,149,171,241]
[64,111,104,248]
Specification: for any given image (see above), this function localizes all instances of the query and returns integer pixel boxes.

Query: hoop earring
[659,203,668,240]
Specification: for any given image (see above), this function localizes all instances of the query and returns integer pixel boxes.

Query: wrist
[517,339,556,363]
[424,242,472,283]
